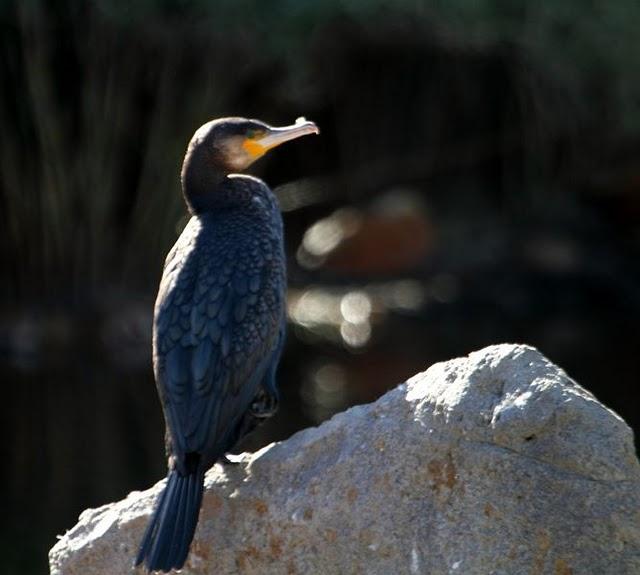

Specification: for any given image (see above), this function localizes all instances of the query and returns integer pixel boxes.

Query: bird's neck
[181,152,231,214]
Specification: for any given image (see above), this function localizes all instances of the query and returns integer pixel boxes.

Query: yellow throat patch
[242,138,268,159]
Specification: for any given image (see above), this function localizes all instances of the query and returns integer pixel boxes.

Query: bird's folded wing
[153,230,283,457]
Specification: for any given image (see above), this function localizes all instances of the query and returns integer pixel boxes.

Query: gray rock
[49,344,640,574]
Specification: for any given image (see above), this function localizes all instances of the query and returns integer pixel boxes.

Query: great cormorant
[135,116,318,572]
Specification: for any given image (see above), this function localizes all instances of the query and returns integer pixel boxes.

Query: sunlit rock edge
[49,344,640,575]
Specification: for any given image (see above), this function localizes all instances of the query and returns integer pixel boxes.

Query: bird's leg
[219,386,280,461]
[250,368,280,419]
[250,331,283,419]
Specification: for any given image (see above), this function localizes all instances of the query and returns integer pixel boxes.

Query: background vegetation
[2,1,639,573]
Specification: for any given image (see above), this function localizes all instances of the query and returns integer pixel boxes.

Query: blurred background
[2,1,640,573]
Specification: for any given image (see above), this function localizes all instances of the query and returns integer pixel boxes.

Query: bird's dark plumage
[135,117,317,572]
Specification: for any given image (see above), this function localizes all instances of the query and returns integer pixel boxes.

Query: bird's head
[184,117,319,175]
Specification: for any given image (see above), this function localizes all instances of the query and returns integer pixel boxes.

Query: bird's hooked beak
[243,118,319,159]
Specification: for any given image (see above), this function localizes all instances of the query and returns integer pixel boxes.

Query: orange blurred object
[297,191,435,275]
[324,211,434,275]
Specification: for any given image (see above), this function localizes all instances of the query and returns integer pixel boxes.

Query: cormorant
[135,117,318,572]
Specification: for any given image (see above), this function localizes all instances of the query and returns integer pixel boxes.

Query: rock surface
[49,344,640,574]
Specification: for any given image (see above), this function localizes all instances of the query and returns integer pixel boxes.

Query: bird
[135,116,319,572]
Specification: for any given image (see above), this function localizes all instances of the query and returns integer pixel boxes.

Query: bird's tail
[135,468,205,572]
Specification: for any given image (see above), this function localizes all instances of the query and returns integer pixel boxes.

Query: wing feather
[153,215,284,461]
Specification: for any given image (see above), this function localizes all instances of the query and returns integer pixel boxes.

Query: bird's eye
[246,128,263,139]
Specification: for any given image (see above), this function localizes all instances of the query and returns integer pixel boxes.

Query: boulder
[49,344,640,574]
